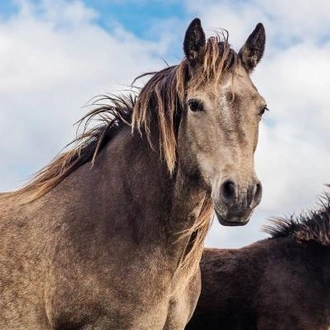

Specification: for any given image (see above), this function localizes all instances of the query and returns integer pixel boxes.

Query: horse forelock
[132,35,239,174]
[263,193,330,246]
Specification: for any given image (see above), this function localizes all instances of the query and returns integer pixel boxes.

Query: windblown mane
[5,94,135,201]
[263,193,330,246]
[7,33,239,202]
[3,32,239,283]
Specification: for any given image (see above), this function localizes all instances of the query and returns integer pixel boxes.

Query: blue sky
[2,1,329,53]
[0,1,17,20]
[1,0,330,247]
[84,0,188,37]
[0,0,188,38]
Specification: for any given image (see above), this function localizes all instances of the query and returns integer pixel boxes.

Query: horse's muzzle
[215,209,252,226]
[214,179,262,226]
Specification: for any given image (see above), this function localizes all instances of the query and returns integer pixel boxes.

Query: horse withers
[0,18,266,329]
[187,194,330,330]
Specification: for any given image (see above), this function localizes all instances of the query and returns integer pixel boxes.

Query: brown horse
[0,18,266,329]
[186,194,330,330]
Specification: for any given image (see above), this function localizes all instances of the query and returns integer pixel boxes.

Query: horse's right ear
[183,18,206,68]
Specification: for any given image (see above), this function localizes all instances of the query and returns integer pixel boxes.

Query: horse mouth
[215,210,251,227]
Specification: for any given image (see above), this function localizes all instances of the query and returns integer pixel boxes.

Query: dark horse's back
[186,246,264,330]
[186,239,330,330]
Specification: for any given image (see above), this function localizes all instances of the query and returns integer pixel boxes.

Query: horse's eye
[188,99,204,112]
[259,106,269,116]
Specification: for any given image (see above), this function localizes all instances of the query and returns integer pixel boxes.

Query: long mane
[263,193,330,246]
[3,32,240,282]
[7,34,238,201]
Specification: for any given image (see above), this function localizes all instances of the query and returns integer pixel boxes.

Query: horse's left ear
[239,23,265,73]
[183,18,206,68]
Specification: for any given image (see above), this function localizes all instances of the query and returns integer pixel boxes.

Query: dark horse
[0,19,266,329]
[187,193,330,330]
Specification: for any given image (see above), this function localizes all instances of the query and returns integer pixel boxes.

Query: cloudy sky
[1,0,329,248]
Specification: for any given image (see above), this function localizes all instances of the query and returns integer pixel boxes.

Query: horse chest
[46,244,198,329]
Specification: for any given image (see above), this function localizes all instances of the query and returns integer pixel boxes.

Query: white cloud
[187,0,330,46]
[0,0,167,190]
[255,0,330,44]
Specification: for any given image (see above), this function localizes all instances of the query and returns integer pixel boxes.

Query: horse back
[187,240,330,330]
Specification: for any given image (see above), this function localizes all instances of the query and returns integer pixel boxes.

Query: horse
[0,18,266,329]
[186,193,330,330]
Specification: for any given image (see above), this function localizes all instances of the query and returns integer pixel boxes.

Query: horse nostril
[220,180,237,206]
[253,182,263,206]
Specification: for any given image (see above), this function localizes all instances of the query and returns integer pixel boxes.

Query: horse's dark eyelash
[188,99,204,112]
[259,106,269,116]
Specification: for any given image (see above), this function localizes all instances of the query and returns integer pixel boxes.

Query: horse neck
[68,125,208,246]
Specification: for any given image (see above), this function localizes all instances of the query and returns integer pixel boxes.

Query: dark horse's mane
[264,192,330,246]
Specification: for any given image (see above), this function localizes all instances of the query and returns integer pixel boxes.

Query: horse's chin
[215,210,251,227]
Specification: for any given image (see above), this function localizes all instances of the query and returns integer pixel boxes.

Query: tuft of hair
[132,32,239,173]
[263,192,330,246]
[7,94,135,202]
[172,194,214,293]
